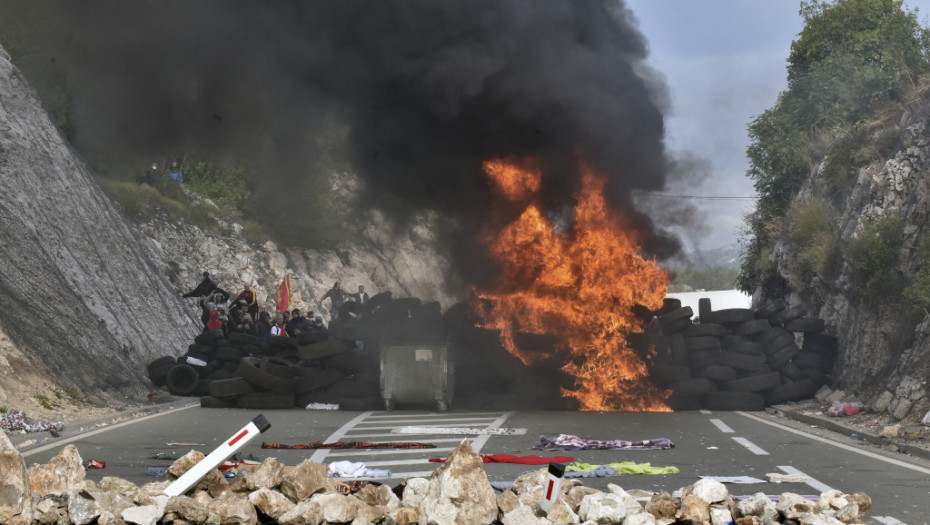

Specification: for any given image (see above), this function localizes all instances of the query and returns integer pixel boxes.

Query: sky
[624,0,930,252]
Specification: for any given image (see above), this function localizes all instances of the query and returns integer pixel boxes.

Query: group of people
[180,273,369,340]
[145,160,183,186]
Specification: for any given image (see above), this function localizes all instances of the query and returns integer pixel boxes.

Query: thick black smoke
[0,0,691,279]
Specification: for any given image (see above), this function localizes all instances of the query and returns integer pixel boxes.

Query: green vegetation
[739,0,930,295]
[846,216,905,298]
[65,387,81,405]
[34,393,56,410]
[670,265,739,292]
[783,198,840,292]
[904,234,930,312]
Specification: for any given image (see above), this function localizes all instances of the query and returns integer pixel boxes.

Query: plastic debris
[827,400,862,417]
[85,460,106,469]
[145,467,167,477]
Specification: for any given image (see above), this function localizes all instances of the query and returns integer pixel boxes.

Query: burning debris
[472,159,671,412]
[1,432,875,525]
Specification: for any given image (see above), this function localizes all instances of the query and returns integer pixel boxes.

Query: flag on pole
[276,274,291,314]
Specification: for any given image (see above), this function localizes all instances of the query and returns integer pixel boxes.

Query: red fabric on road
[429,454,575,464]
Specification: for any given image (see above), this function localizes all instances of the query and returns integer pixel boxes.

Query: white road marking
[312,411,512,479]
[874,517,910,525]
[22,403,199,458]
[699,410,712,415]
[737,411,930,476]
[365,412,495,419]
[777,465,834,493]
[710,418,734,433]
[732,436,769,455]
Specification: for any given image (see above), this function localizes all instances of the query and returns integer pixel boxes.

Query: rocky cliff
[0,45,455,408]
[766,101,930,421]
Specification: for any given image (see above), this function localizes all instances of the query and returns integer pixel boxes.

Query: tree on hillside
[738,0,930,295]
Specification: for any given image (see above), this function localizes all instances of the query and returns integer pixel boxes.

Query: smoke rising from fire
[0,1,699,273]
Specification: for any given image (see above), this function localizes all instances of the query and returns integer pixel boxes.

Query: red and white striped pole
[165,414,271,497]
[540,462,565,512]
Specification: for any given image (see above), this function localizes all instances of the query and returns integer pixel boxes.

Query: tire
[705,391,764,411]
[147,356,177,387]
[297,339,353,361]
[698,298,712,321]
[685,336,721,353]
[165,364,200,396]
[689,351,721,370]
[767,344,800,369]
[754,327,790,346]
[194,330,225,345]
[784,318,826,333]
[228,332,260,346]
[199,396,235,408]
[778,362,806,381]
[802,339,837,356]
[801,367,828,385]
[235,391,296,409]
[659,307,694,328]
[210,377,262,398]
[668,333,688,364]
[339,396,383,411]
[704,308,754,325]
[670,378,717,397]
[683,324,728,337]
[804,332,838,349]
[721,351,768,372]
[651,365,691,387]
[763,332,796,355]
[765,379,817,406]
[187,343,215,357]
[725,340,764,356]
[792,351,834,373]
[770,305,807,326]
[703,365,737,383]
[726,371,781,393]
[732,319,771,336]
[296,331,329,345]
[662,316,692,334]
[269,335,298,350]
[293,368,347,394]
[214,346,243,362]
[262,357,297,378]
[665,393,705,411]
[238,357,295,393]
[325,351,378,374]
[753,298,786,319]
[359,291,394,317]
[328,320,365,342]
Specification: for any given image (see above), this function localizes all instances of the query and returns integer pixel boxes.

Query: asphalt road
[16,404,930,525]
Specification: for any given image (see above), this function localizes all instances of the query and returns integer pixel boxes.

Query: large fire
[472,158,672,411]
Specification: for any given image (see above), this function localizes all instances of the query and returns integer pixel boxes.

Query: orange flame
[472,159,671,411]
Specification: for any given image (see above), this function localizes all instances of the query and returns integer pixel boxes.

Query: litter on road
[392,426,528,435]
[262,440,436,449]
[0,409,64,433]
[699,475,766,484]
[533,434,675,450]
[428,454,576,465]
[565,461,679,477]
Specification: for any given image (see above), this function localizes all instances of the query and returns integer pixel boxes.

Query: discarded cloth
[305,403,339,410]
[0,410,64,433]
[564,461,679,477]
[393,426,528,435]
[429,454,575,465]
[327,461,391,479]
[699,475,766,484]
[263,440,435,449]
[533,434,674,451]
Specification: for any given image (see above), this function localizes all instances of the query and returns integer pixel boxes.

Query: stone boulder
[279,459,329,502]
[419,439,497,525]
[0,431,31,525]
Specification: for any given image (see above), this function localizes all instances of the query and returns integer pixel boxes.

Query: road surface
[17,405,930,524]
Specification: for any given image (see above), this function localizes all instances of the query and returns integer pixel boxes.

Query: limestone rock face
[28,445,85,496]
[420,439,497,525]
[0,431,30,524]
[0,45,196,397]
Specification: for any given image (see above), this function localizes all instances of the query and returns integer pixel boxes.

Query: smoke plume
[0,0,694,277]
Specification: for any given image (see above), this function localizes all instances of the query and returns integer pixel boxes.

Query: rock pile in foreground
[1,431,872,525]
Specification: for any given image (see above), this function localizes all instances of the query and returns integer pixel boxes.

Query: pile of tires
[647,297,836,411]
[146,292,450,411]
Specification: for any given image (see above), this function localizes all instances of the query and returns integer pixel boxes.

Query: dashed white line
[699,410,712,415]
[732,436,768,455]
[777,465,833,493]
[710,418,734,433]
[874,516,910,525]
[737,411,930,476]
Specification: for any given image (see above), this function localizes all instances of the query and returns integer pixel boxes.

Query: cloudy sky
[624,0,930,251]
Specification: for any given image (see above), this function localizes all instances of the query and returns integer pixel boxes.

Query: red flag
[276,274,291,313]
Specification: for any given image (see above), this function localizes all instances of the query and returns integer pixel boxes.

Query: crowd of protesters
[180,272,362,341]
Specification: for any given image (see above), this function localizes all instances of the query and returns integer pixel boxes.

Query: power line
[644,194,757,200]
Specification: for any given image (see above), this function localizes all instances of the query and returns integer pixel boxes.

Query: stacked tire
[648,297,836,410]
